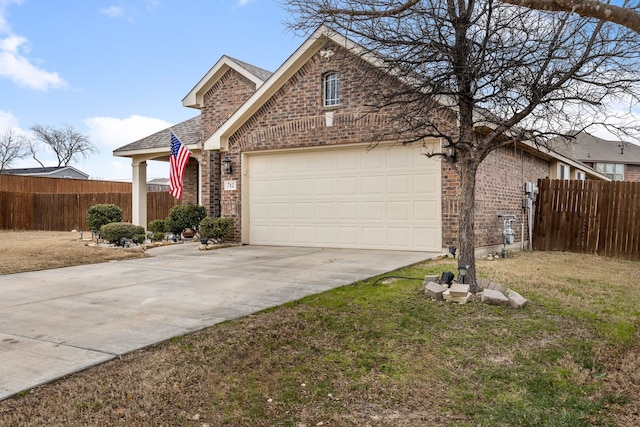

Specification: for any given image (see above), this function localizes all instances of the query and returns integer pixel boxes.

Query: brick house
[550,131,640,182]
[114,26,606,254]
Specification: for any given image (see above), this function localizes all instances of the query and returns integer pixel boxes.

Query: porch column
[132,160,147,228]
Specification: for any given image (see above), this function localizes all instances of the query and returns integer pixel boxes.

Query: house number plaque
[224,180,237,191]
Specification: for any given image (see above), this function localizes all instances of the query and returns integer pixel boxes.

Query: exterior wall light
[444,144,456,162]
[222,155,232,174]
[458,264,469,284]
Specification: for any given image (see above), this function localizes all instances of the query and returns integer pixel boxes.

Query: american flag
[169,132,192,199]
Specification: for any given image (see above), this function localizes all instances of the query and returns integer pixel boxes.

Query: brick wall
[626,164,640,182]
[442,146,549,250]
[180,157,199,206]
[198,67,258,230]
[222,41,426,240]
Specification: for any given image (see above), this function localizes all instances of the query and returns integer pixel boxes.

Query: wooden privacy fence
[533,178,640,260]
[0,175,178,231]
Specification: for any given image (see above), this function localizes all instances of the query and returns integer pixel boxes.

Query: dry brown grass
[0,231,149,275]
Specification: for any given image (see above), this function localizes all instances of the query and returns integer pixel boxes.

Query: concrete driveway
[0,243,433,401]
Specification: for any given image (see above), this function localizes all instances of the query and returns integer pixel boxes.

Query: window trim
[323,72,339,107]
[595,162,624,181]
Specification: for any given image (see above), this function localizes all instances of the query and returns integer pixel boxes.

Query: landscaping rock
[443,289,471,304]
[481,289,510,306]
[506,289,528,309]
[424,281,447,300]
[423,275,440,286]
[486,281,508,294]
[476,278,492,291]
[449,283,470,297]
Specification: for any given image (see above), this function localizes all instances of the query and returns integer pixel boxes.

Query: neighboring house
[550,131,640,182]
[0,166,90,180]
[114,26,606,254]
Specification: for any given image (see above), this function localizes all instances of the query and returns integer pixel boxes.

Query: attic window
[323,72,339,107]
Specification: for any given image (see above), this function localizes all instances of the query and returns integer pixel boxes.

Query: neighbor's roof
[551,132,640,165]
[113,115,201,155]
[0,166,90,178]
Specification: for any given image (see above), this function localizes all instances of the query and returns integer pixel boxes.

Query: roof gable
[182,55,273,109]
[204,26,381,151]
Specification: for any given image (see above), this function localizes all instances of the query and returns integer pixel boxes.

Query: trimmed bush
[152,231,166,242]
[100,222,145,244]
[148,219,166,233]
[132,234,147,245]
[165,204,207,236]
[86,204,122,232]
[199,217,234,243]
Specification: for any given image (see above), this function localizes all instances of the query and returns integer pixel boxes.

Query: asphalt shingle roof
[551,132,640,165]
[227,56,273,82]
[113,115,201,154]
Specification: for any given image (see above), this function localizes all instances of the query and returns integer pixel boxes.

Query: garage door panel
[338,227,359,245]
[414,200,439,221]
[338,177,358,194]
[315,177,335,195]
[248,144,441,251]
[362,176,384,194]
[362,227,384,246]
[338,202,359,220]
[387,175,410,195]
[293,179,313,195]
[414,173,439,193]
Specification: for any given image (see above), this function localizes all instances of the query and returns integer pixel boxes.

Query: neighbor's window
[575,170,586,181]
[559,164,570,180]
[596,163,624,181]
[323,72,339,107]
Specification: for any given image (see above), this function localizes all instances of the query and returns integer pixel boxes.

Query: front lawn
[0,250,638,426]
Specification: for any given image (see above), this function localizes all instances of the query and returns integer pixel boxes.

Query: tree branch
[501,0,640,34]
[319,0,420,17]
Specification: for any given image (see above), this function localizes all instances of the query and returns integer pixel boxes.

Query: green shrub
[152,231,166,242]
[132,234,147,245]
[148,219,166,233]
[86,204,122,231]
[165,204,207,236]
[199,217,234,243]
[100,222,145,244]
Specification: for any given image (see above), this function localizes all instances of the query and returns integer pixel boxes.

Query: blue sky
[0,0,301,180]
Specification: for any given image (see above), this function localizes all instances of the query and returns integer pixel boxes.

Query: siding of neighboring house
[626,164,640,182]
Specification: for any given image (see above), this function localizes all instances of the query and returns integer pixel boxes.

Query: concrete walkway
[0,244,433,401]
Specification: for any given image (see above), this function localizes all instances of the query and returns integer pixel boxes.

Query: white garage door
[245,144,441,251]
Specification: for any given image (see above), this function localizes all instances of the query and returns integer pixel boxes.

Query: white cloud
[84,114,171,150]
[0,2,68,91]
[0,109,19,128]
[100,5,125,18]
[99,5,136,22]
[0,0,24,33]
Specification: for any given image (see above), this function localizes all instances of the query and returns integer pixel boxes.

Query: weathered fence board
[0,174,132,193]
[533,178,640,260]
[1,191,177,231]
[0,175,178,231]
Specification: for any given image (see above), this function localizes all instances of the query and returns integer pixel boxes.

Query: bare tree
[0,127,29,171]
[285,0,640,288]
[29,124,97,167]
[500,0,640,34]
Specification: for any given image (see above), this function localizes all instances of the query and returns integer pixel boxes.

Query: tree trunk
[457,156,479,292]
